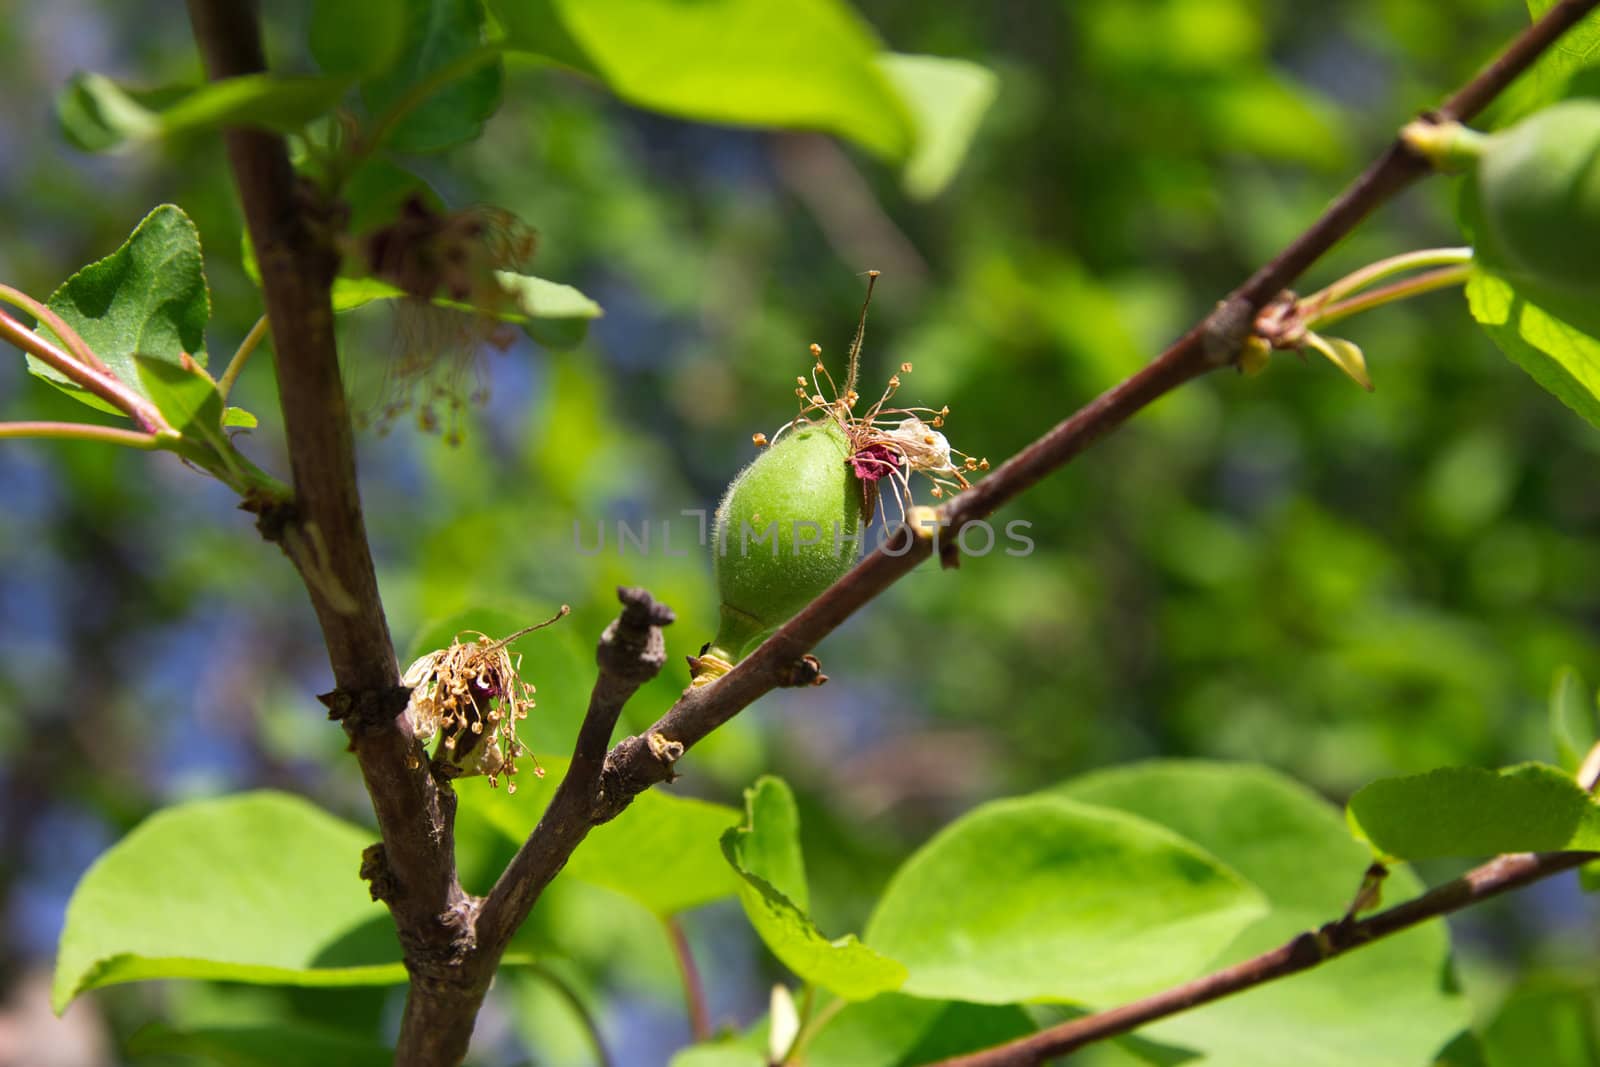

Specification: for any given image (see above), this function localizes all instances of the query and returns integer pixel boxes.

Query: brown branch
[596,0,1600,801]
[475,588,674,955]
[919,850,1599,1067]
[184,4,468,1065]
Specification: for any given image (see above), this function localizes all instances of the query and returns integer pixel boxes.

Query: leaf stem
[664,916,711,1043]
[1301,247,1473,309]
[218,314,270,399]
[0,421,162,449]
[1304,263,1474,330]
[0,282,115,378]
[0,308,169,432]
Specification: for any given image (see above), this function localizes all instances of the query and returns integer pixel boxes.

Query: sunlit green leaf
[493,0,912,158]
[54,791,402,1012]
[1349,762,1600,860]
[805,995,1035,1067]
[1551,667,1596,773]
[1465,268,1600,430]
[723,777,905,1001]
[457,755,741,915]
[1059,761,1468,1067]
[865,790,1264,1005]
[57,72,348,153]
[877,53,997,199]
[1479,975,1600,1067]
[32,204,209,415]
[362,0,503,153]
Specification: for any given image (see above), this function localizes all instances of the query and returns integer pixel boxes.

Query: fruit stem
[1401,118,1490,171]
[843,269,880,404]
[1304,263,1474,330]
[1301,247,1473,310]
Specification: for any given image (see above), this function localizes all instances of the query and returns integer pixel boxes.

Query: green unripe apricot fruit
[704,419,862,670]
[1473,100,1600,297]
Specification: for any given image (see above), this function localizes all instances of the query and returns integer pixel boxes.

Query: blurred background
[1,0,1597,1064]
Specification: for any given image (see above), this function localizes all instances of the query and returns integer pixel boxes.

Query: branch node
[1201,296,1257,367]
[597,586,674,685]
[320,684,414,742]
[647,730,686,765]
[360,842,400,903]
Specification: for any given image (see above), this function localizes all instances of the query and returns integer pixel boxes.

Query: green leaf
[669,1047,766,1067]
[134,354,226,451]
[877,53,997,199]
[223,406,259,429]
[1058,761,1468,1067]
[362,0,503,153]
[126,1022,392,1067]
[865,791,1265,1005]
[57,72,349,153]
[1514,3,1600,114]
[1465,267,1600,430]
[1479,975,1600,1067]
[1349,762,1600,860]
[456,755,741,916]
[804,995,1035,1067]
[493,0,914,159]
[54,791,403,1012]
[310,0,408,77]
[723,777,906,1001]
[32,204,210,415]
[1551,667,1597,773]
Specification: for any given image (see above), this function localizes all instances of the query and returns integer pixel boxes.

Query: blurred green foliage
[1,0,1598,1064]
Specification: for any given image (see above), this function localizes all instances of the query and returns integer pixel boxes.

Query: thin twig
[918,850,1598,1067]
[476,588,675,954]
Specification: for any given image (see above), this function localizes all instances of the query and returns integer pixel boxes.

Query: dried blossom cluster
[402,627,549,791]
[351,198,537,444]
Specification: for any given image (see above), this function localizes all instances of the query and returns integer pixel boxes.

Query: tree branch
[476,587,674,955]
[184,4,468,1064]
[919,850,1599,1067]
[597,0,1600,803]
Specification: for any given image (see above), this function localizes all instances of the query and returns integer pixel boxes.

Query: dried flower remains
[401,606,570,792]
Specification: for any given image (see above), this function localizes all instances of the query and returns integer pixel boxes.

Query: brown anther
[888,375,901,388]
[796,376,808,386]
[931,486,944,498]
[752,432,769,447]
[978,458,990,470]
[900,362,913,373]
[809,343,822,357]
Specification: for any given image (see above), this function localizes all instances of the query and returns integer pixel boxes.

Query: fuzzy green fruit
[706,419,862,667]
[1476,100,1600,297]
